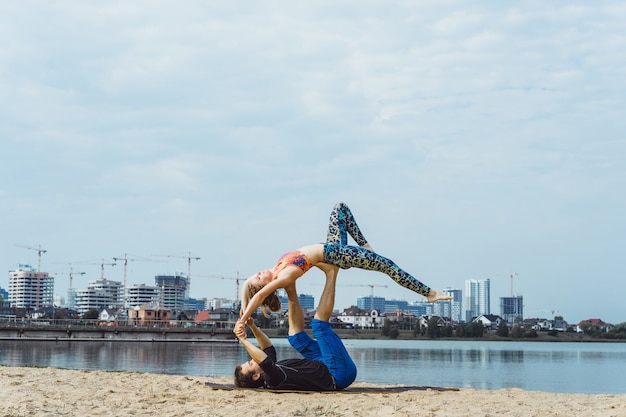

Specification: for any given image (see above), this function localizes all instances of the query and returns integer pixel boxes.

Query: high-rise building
[406,301,428,317]
[75,278,122,314]
[465,279,490,322]
[126,284,160,308]
[155,274,189,311]
[500,296,524,324]
[357,295,385,311]
[276,291,315,312]
[0,286,9,306]
[384,299,409,313]
[8,264,54,308]
[437,287,462,322]
[53,294,65,308]
[299,294,315,311]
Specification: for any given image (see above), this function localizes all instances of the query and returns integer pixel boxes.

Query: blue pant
[288,319,357,389]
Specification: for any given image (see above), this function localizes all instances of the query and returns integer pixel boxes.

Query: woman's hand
[233,319,247,340]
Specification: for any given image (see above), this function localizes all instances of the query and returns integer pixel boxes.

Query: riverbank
[0,324,236,342]
[1,325,621,343]
[1,366,624,417]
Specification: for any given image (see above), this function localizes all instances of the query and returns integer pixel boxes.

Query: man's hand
[233,320,247,340]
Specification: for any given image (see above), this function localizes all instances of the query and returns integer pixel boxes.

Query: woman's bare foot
[427,289,453,303]
[362,243,374,252]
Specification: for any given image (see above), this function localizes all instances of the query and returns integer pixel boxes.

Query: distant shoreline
[1,325,623,343]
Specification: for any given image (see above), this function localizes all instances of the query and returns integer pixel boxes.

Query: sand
[1,366,624,417]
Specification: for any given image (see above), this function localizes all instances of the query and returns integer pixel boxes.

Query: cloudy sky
[1,1,624,324]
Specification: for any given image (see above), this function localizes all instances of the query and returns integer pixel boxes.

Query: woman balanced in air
[239,202,452,323]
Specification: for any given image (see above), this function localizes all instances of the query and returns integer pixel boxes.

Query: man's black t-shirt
[259,346,336,391]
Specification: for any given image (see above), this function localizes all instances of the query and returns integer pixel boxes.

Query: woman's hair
[246,282,282,318]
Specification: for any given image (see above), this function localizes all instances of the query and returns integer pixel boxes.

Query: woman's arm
[239,283,249,316]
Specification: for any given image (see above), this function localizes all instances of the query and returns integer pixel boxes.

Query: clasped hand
[233,319,247,339]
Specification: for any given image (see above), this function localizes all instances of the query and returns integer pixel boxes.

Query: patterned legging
[323,202,431,297]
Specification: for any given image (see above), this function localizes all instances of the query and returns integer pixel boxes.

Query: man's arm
[234,319,269,364]
[246,318,273,350]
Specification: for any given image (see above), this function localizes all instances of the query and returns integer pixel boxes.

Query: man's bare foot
[427,289,453,303]
[362,243,374,252]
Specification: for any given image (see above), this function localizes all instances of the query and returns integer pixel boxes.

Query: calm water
[1,339,624,394]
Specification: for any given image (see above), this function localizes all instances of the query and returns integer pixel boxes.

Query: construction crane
[74,259,117,279]
[112,254,163,310]
[153,251,200,299]
[509,272,519,297]
[54,267,86,310]
[15,244,47,272]
[195,272,241,307]
[362,284,388,310]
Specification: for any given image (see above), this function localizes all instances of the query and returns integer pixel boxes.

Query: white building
[154,274,188,311]
[8,264,54,308]
[433,287,462,322]
[126,284,160,308]
[53,294,66,308]
[338,307,385,329]
[465,278,490,322]
[207,297,236,310]
[75,278,122,314]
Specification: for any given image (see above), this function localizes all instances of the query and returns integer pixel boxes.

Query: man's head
[234,359,264,388]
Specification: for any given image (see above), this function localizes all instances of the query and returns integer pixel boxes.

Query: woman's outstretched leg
[326,202,371,249]
[323,244,451,301]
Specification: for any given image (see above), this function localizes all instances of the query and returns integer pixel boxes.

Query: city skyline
[3,264,602,325]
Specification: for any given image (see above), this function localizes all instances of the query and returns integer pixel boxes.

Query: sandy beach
[1,366,624,417]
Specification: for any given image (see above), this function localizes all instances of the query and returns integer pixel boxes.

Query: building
[75,278,122,314]
[438,287,462,322]
[155,274,189,311]
[53,294,65,308]
[276,291,315,312]
[8,264,54,309]
[357,295,385,311]
[500,295,524,324]
[383,299,409,313]
[185,297,206,311]
[406,301,428,317]
[126,284,160,308]
[128,305,171,327]
[465,278,490,322]
[207,298,236,310]
[0,286,10,306]
[473,314,505,330]
[339,307,384,329]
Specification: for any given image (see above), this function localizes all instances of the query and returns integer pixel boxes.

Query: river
[1,339,624,394]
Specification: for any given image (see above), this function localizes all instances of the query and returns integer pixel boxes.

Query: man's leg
[285,284,322,360]
[313,268,357,389]
[314,266,338,322]
[285,284,304,335]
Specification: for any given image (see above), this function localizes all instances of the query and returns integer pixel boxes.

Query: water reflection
[1,340,624,394]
